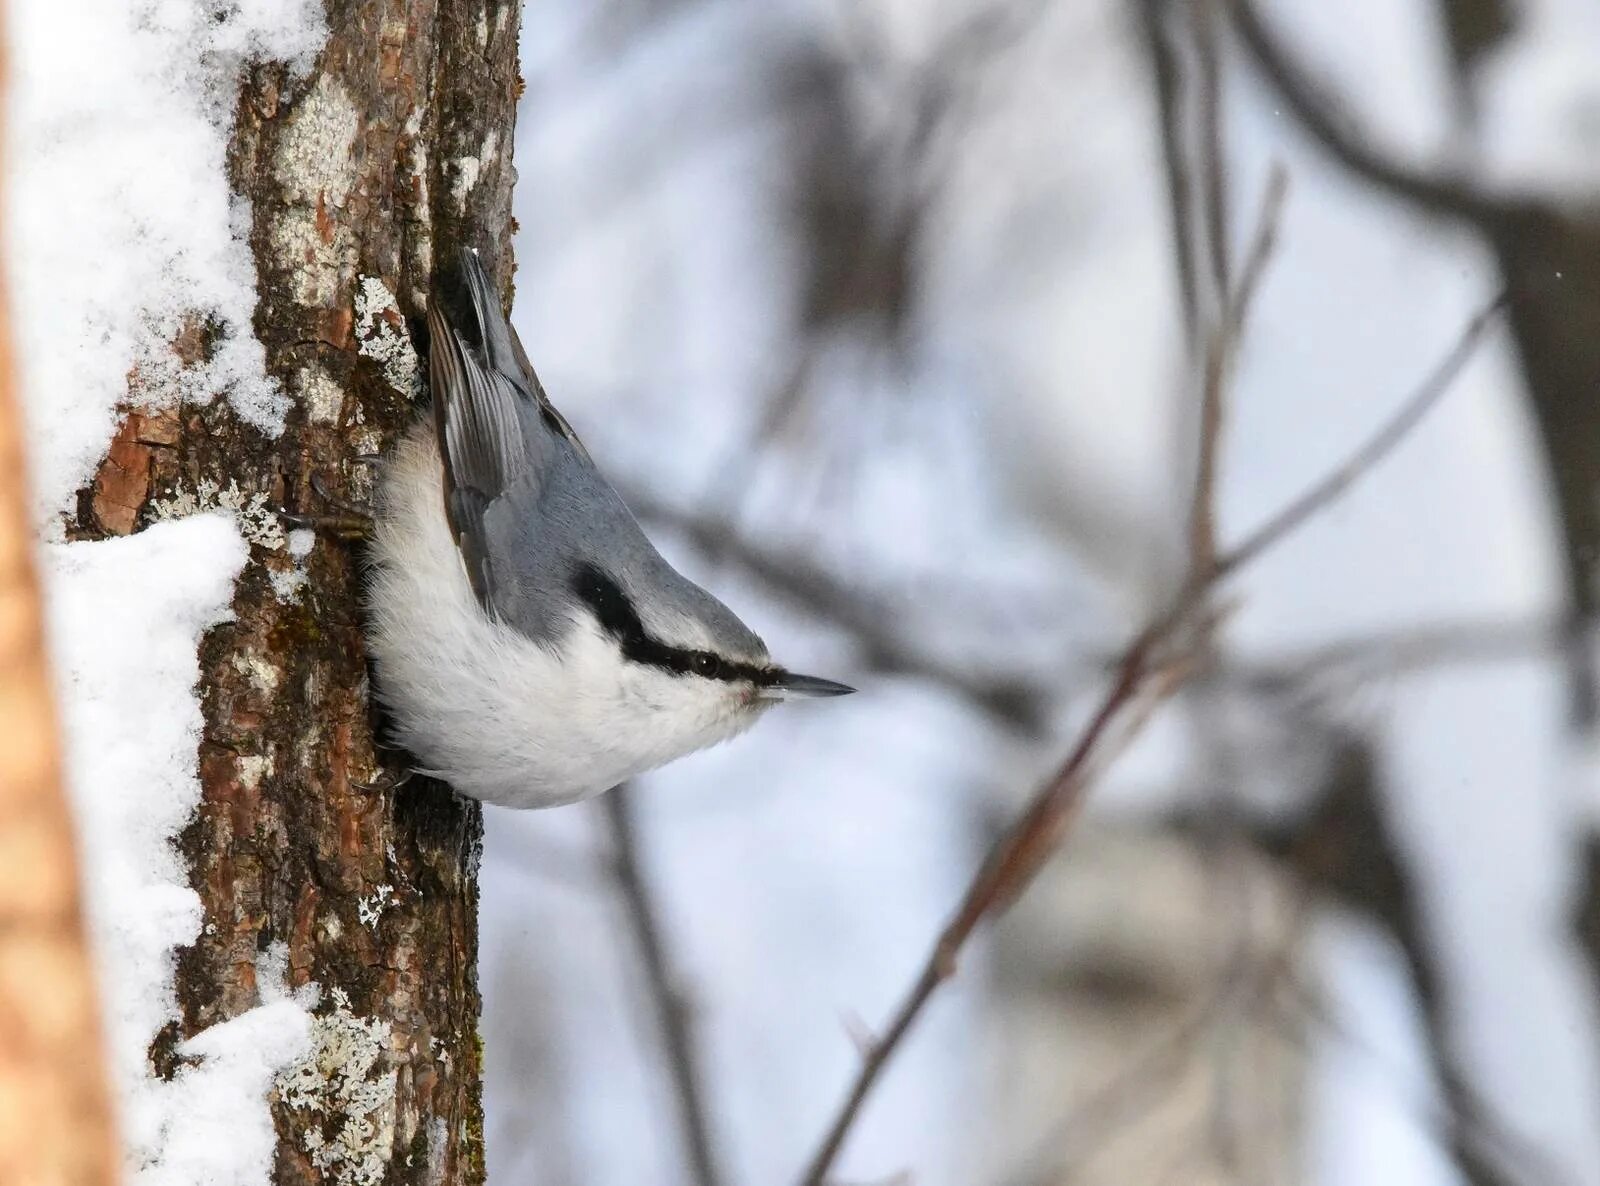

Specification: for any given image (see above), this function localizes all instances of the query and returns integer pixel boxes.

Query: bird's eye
[693,653,721,678]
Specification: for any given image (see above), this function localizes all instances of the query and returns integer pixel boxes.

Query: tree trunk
[71,3,521,1181]
[0,29,120,1176]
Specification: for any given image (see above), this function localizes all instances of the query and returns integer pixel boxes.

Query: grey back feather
[427,251,769,661]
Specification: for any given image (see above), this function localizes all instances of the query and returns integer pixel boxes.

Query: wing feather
[427,296,529,611]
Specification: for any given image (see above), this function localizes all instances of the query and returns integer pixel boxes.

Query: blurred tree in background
[481,2,1600,1185]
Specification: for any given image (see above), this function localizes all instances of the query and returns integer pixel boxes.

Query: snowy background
[13,0,1600,1183]
[483,2,1600,1184]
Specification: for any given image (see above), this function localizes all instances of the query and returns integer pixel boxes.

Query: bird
[364,249,854,808]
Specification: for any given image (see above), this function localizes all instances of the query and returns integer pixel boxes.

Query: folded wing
[427,270,533,612]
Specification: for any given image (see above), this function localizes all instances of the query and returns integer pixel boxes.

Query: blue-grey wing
[460,250,591,461]
[430,251,599,636]
[428,287,544,614]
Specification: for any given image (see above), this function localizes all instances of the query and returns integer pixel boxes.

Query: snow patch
[6,0,326,529]
[144,1001,313,1186]
[449,128,503,208]
[43,515,314,1184]
[270,565,310,603]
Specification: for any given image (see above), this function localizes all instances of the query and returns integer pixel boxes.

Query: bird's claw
[280,470,376,540]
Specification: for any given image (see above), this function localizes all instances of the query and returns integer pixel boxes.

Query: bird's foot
[352,766,420,796]
[281,471,375,540]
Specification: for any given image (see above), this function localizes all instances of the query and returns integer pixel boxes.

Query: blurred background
[480,1,1600,1183]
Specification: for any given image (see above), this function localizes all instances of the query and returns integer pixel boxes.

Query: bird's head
[561,559,853,770]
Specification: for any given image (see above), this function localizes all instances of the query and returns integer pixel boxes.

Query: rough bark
[68,2,521,1182]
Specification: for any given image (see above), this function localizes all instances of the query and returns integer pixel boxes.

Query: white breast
[364,425,759,808]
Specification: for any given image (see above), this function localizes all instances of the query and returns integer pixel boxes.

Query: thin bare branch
[1248,612,1568,688]
[792,293,1508,1186]
[1189,167,1287,579]
[603,786,725,1186]
[1138,0,1201,337]
[797,637,1184,1186]
[1196,0,1232,302]
[1216,286,1507,579]
[1225,0,1512,224]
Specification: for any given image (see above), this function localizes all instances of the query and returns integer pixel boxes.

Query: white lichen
[275,993,398,1186]
[357,884,394,929]
[298,363,348,424]
[449,156,482,207]
[450,129,498,210]
[354,276,422,398]
[351,429,384,493]
[272,73,362,306]
[236,753,274,790]
[231,650,282,693]
[151,478,287,551]
[277,74,360,206]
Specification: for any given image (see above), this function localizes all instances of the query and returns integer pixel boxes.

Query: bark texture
[69,2,521,1182]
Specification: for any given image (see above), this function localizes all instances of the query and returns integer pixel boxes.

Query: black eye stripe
[570,563,776,684]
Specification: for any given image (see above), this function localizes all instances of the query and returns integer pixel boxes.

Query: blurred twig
[1195,0,1231,304]
[1219,291,1507,578]
[1157,720,1538,1186]
[793,282,1507,1184]
[603,786,725,1186]
[1082,611,1569,700]
[1229,0,1600,726]
[1189,166,1286,579]
[1225,0,1508,223]
[1244,612,1569,689]
[697,0,1059,524]
[798,613,1191,1186]
[1139,0,1201,337]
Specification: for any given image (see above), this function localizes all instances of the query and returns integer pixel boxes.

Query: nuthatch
[364,251,853,808]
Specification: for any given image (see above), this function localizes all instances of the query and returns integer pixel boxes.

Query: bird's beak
[760,671,856,701]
